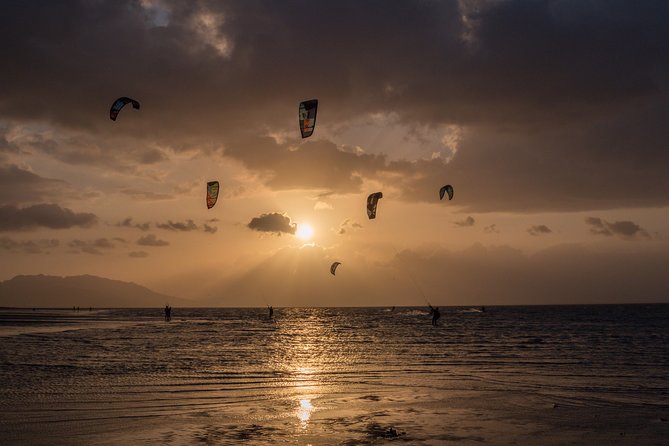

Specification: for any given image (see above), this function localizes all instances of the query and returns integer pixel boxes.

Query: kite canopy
[206,181,219,209]
[110,97,140,121]
[367,192,383,219]
[330,261,341,276]
[299,99,318,138]
[439,184,454,201]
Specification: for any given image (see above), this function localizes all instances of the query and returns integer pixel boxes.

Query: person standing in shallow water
[429,305,441,326]
[164,305,171,322]
[268,305,273,320]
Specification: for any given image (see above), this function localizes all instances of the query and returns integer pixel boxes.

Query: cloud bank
[0,1,667,212]
[0,204,97,231]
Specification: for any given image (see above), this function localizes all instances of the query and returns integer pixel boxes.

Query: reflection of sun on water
[297,398,314,425]
[296,223,314,240]
[283,319,329,431]
[293,366,317,428]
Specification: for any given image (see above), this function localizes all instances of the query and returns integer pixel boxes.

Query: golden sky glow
[1,1,669,307]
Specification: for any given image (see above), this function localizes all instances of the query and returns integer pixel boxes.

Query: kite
[439,184,454,201]
[206,181,219,209]
[330,261,341,276]
[367,192,383,219]
[299,99,318,138]
[110,97,140,121]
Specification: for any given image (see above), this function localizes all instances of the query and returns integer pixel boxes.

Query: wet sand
[3,379,667,445]
[1,306,668,444]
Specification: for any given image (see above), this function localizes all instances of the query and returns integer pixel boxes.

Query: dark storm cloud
[0,236,59,254]
[0,204,98,231]
[137,234,170,246]
[68,238,115,255]
[527,224,552,236]
[453,216,475,227]
[585,217,650,240]
[247,213,296,235]
[1,1,668,211]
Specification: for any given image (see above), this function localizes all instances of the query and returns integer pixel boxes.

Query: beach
[1,306,668,445]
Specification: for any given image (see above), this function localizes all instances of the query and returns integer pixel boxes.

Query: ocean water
[0,305,668,445]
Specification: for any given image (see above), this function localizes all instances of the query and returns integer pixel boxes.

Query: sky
[1,0,668,306]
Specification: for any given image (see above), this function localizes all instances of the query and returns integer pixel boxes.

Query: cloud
[120,189,174,201]
[0,236,59,254]
[0,164,88,205]
[137,234,170,246]
[116,217,151,231]
[247,213,296,235]
[202,218,219,234]
[0,126,19,153]
[585,217,650,239]
[314,200,334,210]
[0,1,668,211]
[156,219,198,231]
[527,224,552,236]
[483,224,499,234]
[453,216,475,227]
[119,218,217,233]
[0,204,97,231]
[202,223,217,234]
[225,139,386,193]
[128,251,149,258]
[1,125,169,175]
[68,238,116,255]
[155,219,219,233]
[338,218,363,235]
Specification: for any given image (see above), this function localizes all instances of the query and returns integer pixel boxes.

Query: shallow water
[1,305,668,445]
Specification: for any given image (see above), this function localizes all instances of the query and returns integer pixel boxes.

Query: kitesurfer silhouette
[429,305,440,326]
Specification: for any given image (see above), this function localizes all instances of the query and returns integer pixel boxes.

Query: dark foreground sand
[3,378,668,445]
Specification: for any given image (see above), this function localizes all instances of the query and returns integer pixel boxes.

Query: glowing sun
[296,223,314,240]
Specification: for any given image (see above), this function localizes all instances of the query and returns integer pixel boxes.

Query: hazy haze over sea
[1,305,668,445]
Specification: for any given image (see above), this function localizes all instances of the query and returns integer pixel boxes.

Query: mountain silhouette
[0,274,192,308]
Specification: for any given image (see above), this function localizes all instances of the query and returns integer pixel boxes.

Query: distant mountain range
[0,274,192,308]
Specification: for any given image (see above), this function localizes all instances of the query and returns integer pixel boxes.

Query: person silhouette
[429,305,441,326]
